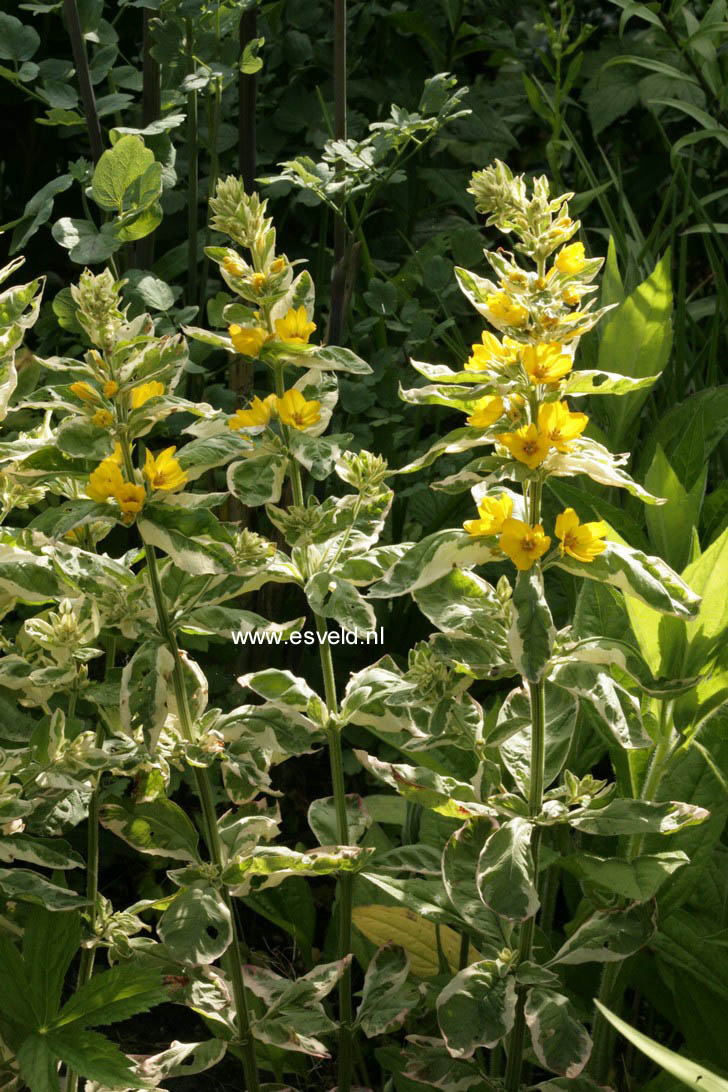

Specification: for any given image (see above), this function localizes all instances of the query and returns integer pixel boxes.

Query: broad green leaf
[299,344,372,374]
[158,885,232,964]
[0,834,83,869]
[396,1035,483,1089]
[558,850,689,902]
[305,572,377,633]
[237,667,323,720]
[0,869,88,910]
[368,529,500,598]
[99,799,200,862]
[0,13,40,62]
[353,751,493,819]
[560,634,698,696]
[549,903,656,965]
[594,1000,728,1092]
[524,988,591,1077]
[0,547,67,602]
[119,638,175,742]
[599,250,672,447]
[128,1038,227,1081]
[54,965,168,1029]
[308,794,372,846]
[550,662,651,749]
[437,960,517,1057]
[356,945,420,1037]
[645,445,705,572]
[224,845,372,890]
[476,817,539,922]
[568,798,708,836]
[138,506,234,575]
[441,819,509,952]
[227,451,287,506]
[91,134,157,212]
[508,569,555,683]
[555,542,700,619]
[498,685,578,787]
[562,369,658,397]
[351,905,479,977]
[23,908,80,1025]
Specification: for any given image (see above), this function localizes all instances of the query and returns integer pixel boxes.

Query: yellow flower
[270,257,286,274]
[223,254,248,277]
[499,518,551,571]
[563,286,581,307]
[499,423,551,469]
[114,482,146,517]
[555,508,607,563]
[276,388,321,430]
[143,447,187,492]
[554,242,586,275]
[463,494,513,537]
[486,292,528,327]
[466,395,504,429]
[505,394,526,422]
[131,381,165,410]
[103,380,119,397]
[522,343,573,384]
[465,332,519,372]
[87,459,124,503]
[274,306,316,344]
[70,381,99,404]
[229,324,269,357]
[250,272,266,293]
[537,401,588,453]
[91,409,113,428]
[109,443,123,465]
[228,394,277,430]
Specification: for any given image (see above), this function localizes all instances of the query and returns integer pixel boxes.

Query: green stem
[64,640,115,1092]
[504,677,546,1092]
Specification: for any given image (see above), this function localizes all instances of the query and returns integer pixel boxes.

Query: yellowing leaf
[352,905,480,977]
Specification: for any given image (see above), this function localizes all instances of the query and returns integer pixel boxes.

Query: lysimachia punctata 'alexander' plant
[0,164,713,1092]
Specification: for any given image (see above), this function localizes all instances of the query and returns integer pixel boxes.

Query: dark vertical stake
[137,8,161,268]
[328,0,347,345]
[63,0,103,163]
[238,6,258,191]
[185,19,199,308]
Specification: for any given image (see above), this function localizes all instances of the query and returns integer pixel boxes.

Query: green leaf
[524,988,591,1077]
[351,905,477,978]
[0,13,40,61]
[47,1027,137,1085]
[138,506,234,575]
[227,452,287,506]
[568,798,708,836]
[554,542,700,619]
[158,885,232,964]
[508,569,555,683]
[305,572,377,633]
[54,965,167,1029]
[17,1035,59,1092]
[91,134,159,212]
[240,35,265,73]
[354,750,493,820]
[23,908,81,1025]
[558,850,689,902]
[498,685,578,787]
[645,445,705,572]
[0,834,84,870]
[99,799,200,862]
[594,1001,728,1092]
[0,869,88,911]
[550,662,652,750]
[476,817,539,922]
[368,529,500,598]
[308,794,372,846]
[120,637,175,742]
[599,250,673,447]
[441,819,510,952]
[0,932,37,1029]
[562,369,658,397]
[356,945,420,1037]
[0,547,67,602]
[437,960,517,1057]
[550,903,656,965]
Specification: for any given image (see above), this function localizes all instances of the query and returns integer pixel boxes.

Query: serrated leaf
[54,965,168,1029]
[23,908,80,1025]
[47,1027,137,1085]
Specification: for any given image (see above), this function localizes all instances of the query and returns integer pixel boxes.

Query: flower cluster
[228,388,321,432]
[86,444,186,521]
[464,496,606,571]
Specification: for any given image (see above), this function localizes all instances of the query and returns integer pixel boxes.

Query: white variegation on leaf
[368,529,501,598]
[437,960,517,1057]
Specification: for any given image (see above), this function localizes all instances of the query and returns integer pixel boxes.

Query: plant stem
[63,0,103,162]
[328,0,348,344]
[238,7,257,191]
[504,677,546,1092]
[185,20,199,309]
[64,639,115,1092]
